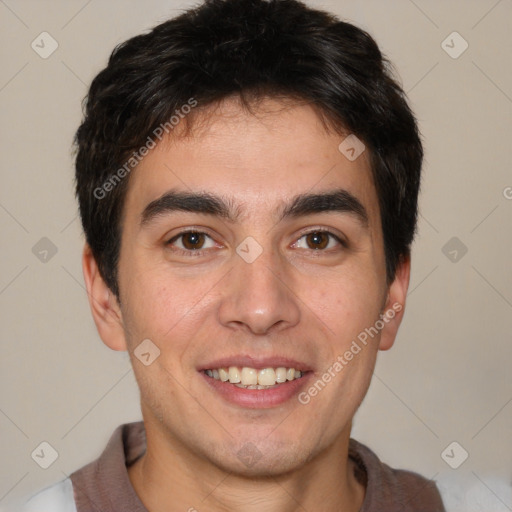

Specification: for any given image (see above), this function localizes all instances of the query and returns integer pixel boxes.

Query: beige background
[1,0,511,510]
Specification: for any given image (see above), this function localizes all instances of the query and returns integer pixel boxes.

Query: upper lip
[198,355,312,372]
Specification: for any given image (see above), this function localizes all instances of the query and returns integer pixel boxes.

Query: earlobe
[378,255,411,351]
[82,244,127,351]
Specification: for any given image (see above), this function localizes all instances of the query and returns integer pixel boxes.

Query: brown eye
[180,232,206,250]
[294,230,344,251]
[167,231,216,253]
[305,232,330,250]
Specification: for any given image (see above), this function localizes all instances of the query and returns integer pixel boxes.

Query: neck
[128,421,365,512]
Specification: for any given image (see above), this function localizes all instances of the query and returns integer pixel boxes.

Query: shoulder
[18,478,77,512]
[349,438,446,511]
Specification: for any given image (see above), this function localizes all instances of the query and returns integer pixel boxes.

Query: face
[85,97,409,477]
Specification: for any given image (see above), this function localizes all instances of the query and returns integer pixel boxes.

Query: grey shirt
[68,421,445,511]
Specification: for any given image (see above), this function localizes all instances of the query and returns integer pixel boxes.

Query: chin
[204,436,316,478]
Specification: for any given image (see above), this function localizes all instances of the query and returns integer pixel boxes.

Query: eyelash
[165,228,347,257]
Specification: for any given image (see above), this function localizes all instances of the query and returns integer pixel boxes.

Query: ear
[378,255,411,351]
[82,244,127,351]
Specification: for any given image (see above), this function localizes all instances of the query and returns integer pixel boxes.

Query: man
[22,0,445,510]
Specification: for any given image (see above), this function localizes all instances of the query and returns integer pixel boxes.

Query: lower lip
[200,372,312,409]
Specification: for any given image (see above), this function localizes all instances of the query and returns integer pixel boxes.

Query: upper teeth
[205,367,303,386]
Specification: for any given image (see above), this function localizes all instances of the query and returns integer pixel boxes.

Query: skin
[83,97,410,512]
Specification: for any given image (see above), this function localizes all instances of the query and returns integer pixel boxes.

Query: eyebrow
[140,188,369,228]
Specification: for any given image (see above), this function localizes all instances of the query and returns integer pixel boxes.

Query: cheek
[119,260,219,351]
[304,267,384,347]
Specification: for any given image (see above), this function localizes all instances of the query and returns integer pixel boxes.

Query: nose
[217,244,301,335]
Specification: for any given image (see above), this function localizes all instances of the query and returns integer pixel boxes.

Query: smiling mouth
[203,366,305,389]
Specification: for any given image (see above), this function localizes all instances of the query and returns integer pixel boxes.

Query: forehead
[123,97,381,226]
